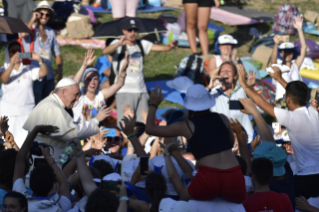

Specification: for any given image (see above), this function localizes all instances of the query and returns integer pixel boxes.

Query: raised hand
[95,106,111,122]
[120,115,135,136]
[238,98,258,115]
[119,36,128,46]
[237,64,247,88]
[82,49,96,67]
[150,86,164,106]
[123,104,134,119]
[229,118,243,135]
[268,66,282,81]
[246,70,256,87]
[207,76,221,90]
[120,52,130,77]
[30,52,42,63]
[0,116,9,134]
[10,53,19,65]
[35,125,59,135]
[32,11,41,22]
[293,15,303,30]
[4,131,14,144]
[164,142,180,154]
[82,104,93,122]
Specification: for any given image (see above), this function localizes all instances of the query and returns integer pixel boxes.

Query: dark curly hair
[92,160,114,178]
[146,172,167,212]
[4,191,28,212]
[30,164,56,197]
[0,149,18,189]
[85,188,119,212]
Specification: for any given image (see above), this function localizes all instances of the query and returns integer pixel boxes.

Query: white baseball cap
[166,76,194,93]
[278,42,295,50]
[159,198,194,212]
[184,84,215,111]
[218,34,238,45]
[281,130,290,142]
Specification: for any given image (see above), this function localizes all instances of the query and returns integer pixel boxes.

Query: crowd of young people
[0,1,318,211]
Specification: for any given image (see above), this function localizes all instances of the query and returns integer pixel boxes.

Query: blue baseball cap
[82,67,98,82]
[254,142,287,177]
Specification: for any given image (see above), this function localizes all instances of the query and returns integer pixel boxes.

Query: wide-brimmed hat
[34,1,55,17]
[183,84,215,111]
[166,76,194,93]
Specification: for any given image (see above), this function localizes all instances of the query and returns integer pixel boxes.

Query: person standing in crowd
[103,19,177,124]
[244,158,294,212]
[270,15,306,102]
[183,0,219,55]
[109,0,140,20]
[23,78,110,160]
[3,0,35,23]
[208,35,239,77]
[0,41,49,147]
[19,1,63,105]
[72,49,129,124]
[145,85,246,203]
[238,65,319,204]
[207,62,255,143]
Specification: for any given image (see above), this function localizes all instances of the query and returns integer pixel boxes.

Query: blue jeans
[33,78,55,105]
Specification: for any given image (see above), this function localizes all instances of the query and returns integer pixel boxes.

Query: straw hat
[34,1,55,17]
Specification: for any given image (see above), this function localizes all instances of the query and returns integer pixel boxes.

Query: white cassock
[23,93,100,160]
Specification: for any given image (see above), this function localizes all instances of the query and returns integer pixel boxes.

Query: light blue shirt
[20,25,61,80]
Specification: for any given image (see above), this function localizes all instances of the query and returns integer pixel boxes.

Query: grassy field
[1,0,319,109]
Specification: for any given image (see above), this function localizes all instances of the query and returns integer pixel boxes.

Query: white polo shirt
[275,106,319,175]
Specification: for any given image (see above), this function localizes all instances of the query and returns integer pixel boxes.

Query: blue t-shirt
[95,55,112,85]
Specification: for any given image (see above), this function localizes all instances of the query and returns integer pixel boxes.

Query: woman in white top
[208,34,239,77]
[208,62,255,143]
[73,49,129,123]
[0,41,49,147]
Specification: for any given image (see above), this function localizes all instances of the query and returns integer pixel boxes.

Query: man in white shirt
[238,65,319,200]
[23,78,110,160]
[103,19,177,124]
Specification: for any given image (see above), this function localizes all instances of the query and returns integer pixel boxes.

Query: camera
[30,141,53,156]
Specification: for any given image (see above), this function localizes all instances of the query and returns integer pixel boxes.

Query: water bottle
[59,142,77,163]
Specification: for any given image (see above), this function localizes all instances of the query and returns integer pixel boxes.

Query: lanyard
[228,86,241,103]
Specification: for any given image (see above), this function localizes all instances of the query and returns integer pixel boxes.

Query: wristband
[127,133,136,139]
[150,104,158,109]
[119,196,129,202]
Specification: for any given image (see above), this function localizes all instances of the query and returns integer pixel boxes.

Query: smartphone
[140,156,149,176]
[279,35,289,42]
[34,158,48,168]
[219,77,228,83]
[229,100,244,110]
[103,128,116,137]
[315,91,319,103]
[18,52,32,59]
[101,180,120,192]
[272,122,280,134]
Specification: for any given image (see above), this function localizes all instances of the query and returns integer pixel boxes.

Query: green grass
[4,0,319,109]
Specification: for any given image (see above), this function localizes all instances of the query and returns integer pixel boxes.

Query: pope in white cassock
[23,78,110,159]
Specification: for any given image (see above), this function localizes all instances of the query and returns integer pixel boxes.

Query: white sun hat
[278,42,295,50]
[166,76,194,93]
[184,84,215,111]
[218,34,238,45]
[34,1,55,17]
[159,198,194,212]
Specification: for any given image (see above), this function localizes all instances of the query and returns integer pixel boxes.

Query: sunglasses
[127,28,139,32]
[106,136,121,142]
[40,12,51,18]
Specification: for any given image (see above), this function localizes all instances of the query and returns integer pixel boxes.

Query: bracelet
[127,133,136,139]
[119,196,129,202]
[128,144,133,147]
[51,161,56,167]
[150,104,158,109]
[76,151,84,157]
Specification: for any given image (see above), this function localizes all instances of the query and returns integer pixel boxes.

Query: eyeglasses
[106,136,121,142]
[127,29,139,33]
[1,204,19,211]
[40,12,50,18]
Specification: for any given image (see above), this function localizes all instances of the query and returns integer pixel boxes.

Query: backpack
[175,54,208,85]
[66,13,94,39]
[271,4,300,35]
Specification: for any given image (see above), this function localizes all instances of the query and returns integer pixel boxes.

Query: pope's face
[64,84,80,109]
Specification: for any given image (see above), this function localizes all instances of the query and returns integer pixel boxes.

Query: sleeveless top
[214,55,223,68]
[186,112,232,160]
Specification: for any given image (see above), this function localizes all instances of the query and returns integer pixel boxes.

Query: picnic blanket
[210,7,261,26]
[146,80,184,106]
[84,5,176,14]
[56,36,105,49]
[220,6,274,23]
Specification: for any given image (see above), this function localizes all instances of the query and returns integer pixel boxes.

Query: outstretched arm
[294,15,307,69]
[151,40,177,52]
[74,49,96,84]
[271,35,282,64]
[237,65,275,117]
